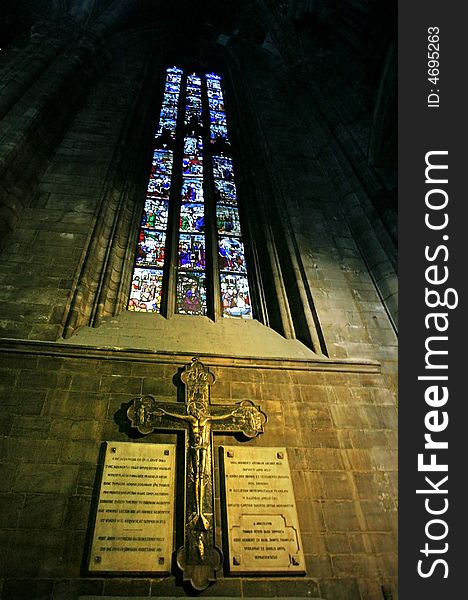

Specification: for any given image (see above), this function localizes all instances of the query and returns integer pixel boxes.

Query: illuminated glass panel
[178,233,206,269]
[128,66,182,312]
[142,197,169,229]
[129,68,252,319]
[147,174,171,196]
[213,156,234,180]
[218,237,247,273]
[183,155,203,177]
[185,74,203,128]
[217,205,241,236]
[181,177,204,203]
[151,149,173,176]
[184,135,203,156]
[128,268,163,312]
[220,274,251,318]
[206,74,228,143]
[180,203,205,233]
[137,229,166,268]
[176,273,207,315]
[214,179,237,204]
[176,72,207,315]
[206,72,252,318]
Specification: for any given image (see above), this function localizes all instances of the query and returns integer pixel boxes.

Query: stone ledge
[0,337,380,374]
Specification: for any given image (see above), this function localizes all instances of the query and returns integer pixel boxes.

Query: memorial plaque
[221,446,305,574]
[89,441,176,573]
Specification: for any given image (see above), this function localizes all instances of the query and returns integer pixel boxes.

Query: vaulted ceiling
[2,1,395,53]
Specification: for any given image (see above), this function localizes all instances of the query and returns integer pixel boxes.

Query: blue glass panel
[211,123,228,141]
[212,156,233,180]
[151,149,173,176]
[180,204,205,233]
[178,233,206,269]
[218,236,246,273]
[147,174,171,197]
[166,82,180,94]
[214,179,237,204]
[181,177,204,203]
[128,268,163,313]
[185,80,202,126]
[208,97,225,112]
[220,273,252,319]
[137,229,166,267]
[156,118,177,138]
[176,272,206,315]
[187,74,202,87]
[206,75,221,88]
[186,95,202,108]
[210,111,227,127]
[163,92,179,107]
[160,107,177,122]
[207,87,222,100]
[183,155,203,177]
[167,72,182,84]
[184,136,203,156]
[142,197,169,229]
[217,206,241,236]
[187,81,200,92]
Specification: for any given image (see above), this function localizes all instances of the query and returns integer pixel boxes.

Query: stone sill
[0,337,380,374]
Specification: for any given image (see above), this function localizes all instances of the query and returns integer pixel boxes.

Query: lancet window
[128,67,252,319]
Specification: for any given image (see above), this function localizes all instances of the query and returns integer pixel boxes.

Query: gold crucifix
[127,358,267,590]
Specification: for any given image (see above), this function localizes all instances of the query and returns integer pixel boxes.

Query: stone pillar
[0,0,138,252]
[253,0,398,329]
[0,15,86,121]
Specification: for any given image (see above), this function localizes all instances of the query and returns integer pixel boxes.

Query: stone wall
[0,345,396,599]
[0,11,397,600]
[229,39,397,373]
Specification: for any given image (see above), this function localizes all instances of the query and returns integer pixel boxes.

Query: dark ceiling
[0,0,251,48]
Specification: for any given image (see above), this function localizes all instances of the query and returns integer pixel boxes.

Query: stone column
[0,0,138,251]
[253,0,398,329]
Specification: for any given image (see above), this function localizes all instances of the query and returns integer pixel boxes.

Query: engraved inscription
[89,441,176,573]
[221,446,305,574]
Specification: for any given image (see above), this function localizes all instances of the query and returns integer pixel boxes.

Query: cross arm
[210,400,267,438]
[127,395,189,435]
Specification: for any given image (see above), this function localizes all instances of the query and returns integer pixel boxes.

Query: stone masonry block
[99,375,142,395]
[307,448,345,471]
[322,500,362,532]
[18,494,67,530]
[321,471,355,500]
[13,464,79,494]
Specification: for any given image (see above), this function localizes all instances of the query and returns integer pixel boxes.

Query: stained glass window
[206,72,252,319]
[128,66,252,319]
[176,72,206,315]
[128,66,182,313]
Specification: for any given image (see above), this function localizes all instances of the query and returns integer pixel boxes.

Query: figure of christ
[154,401,242,530]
